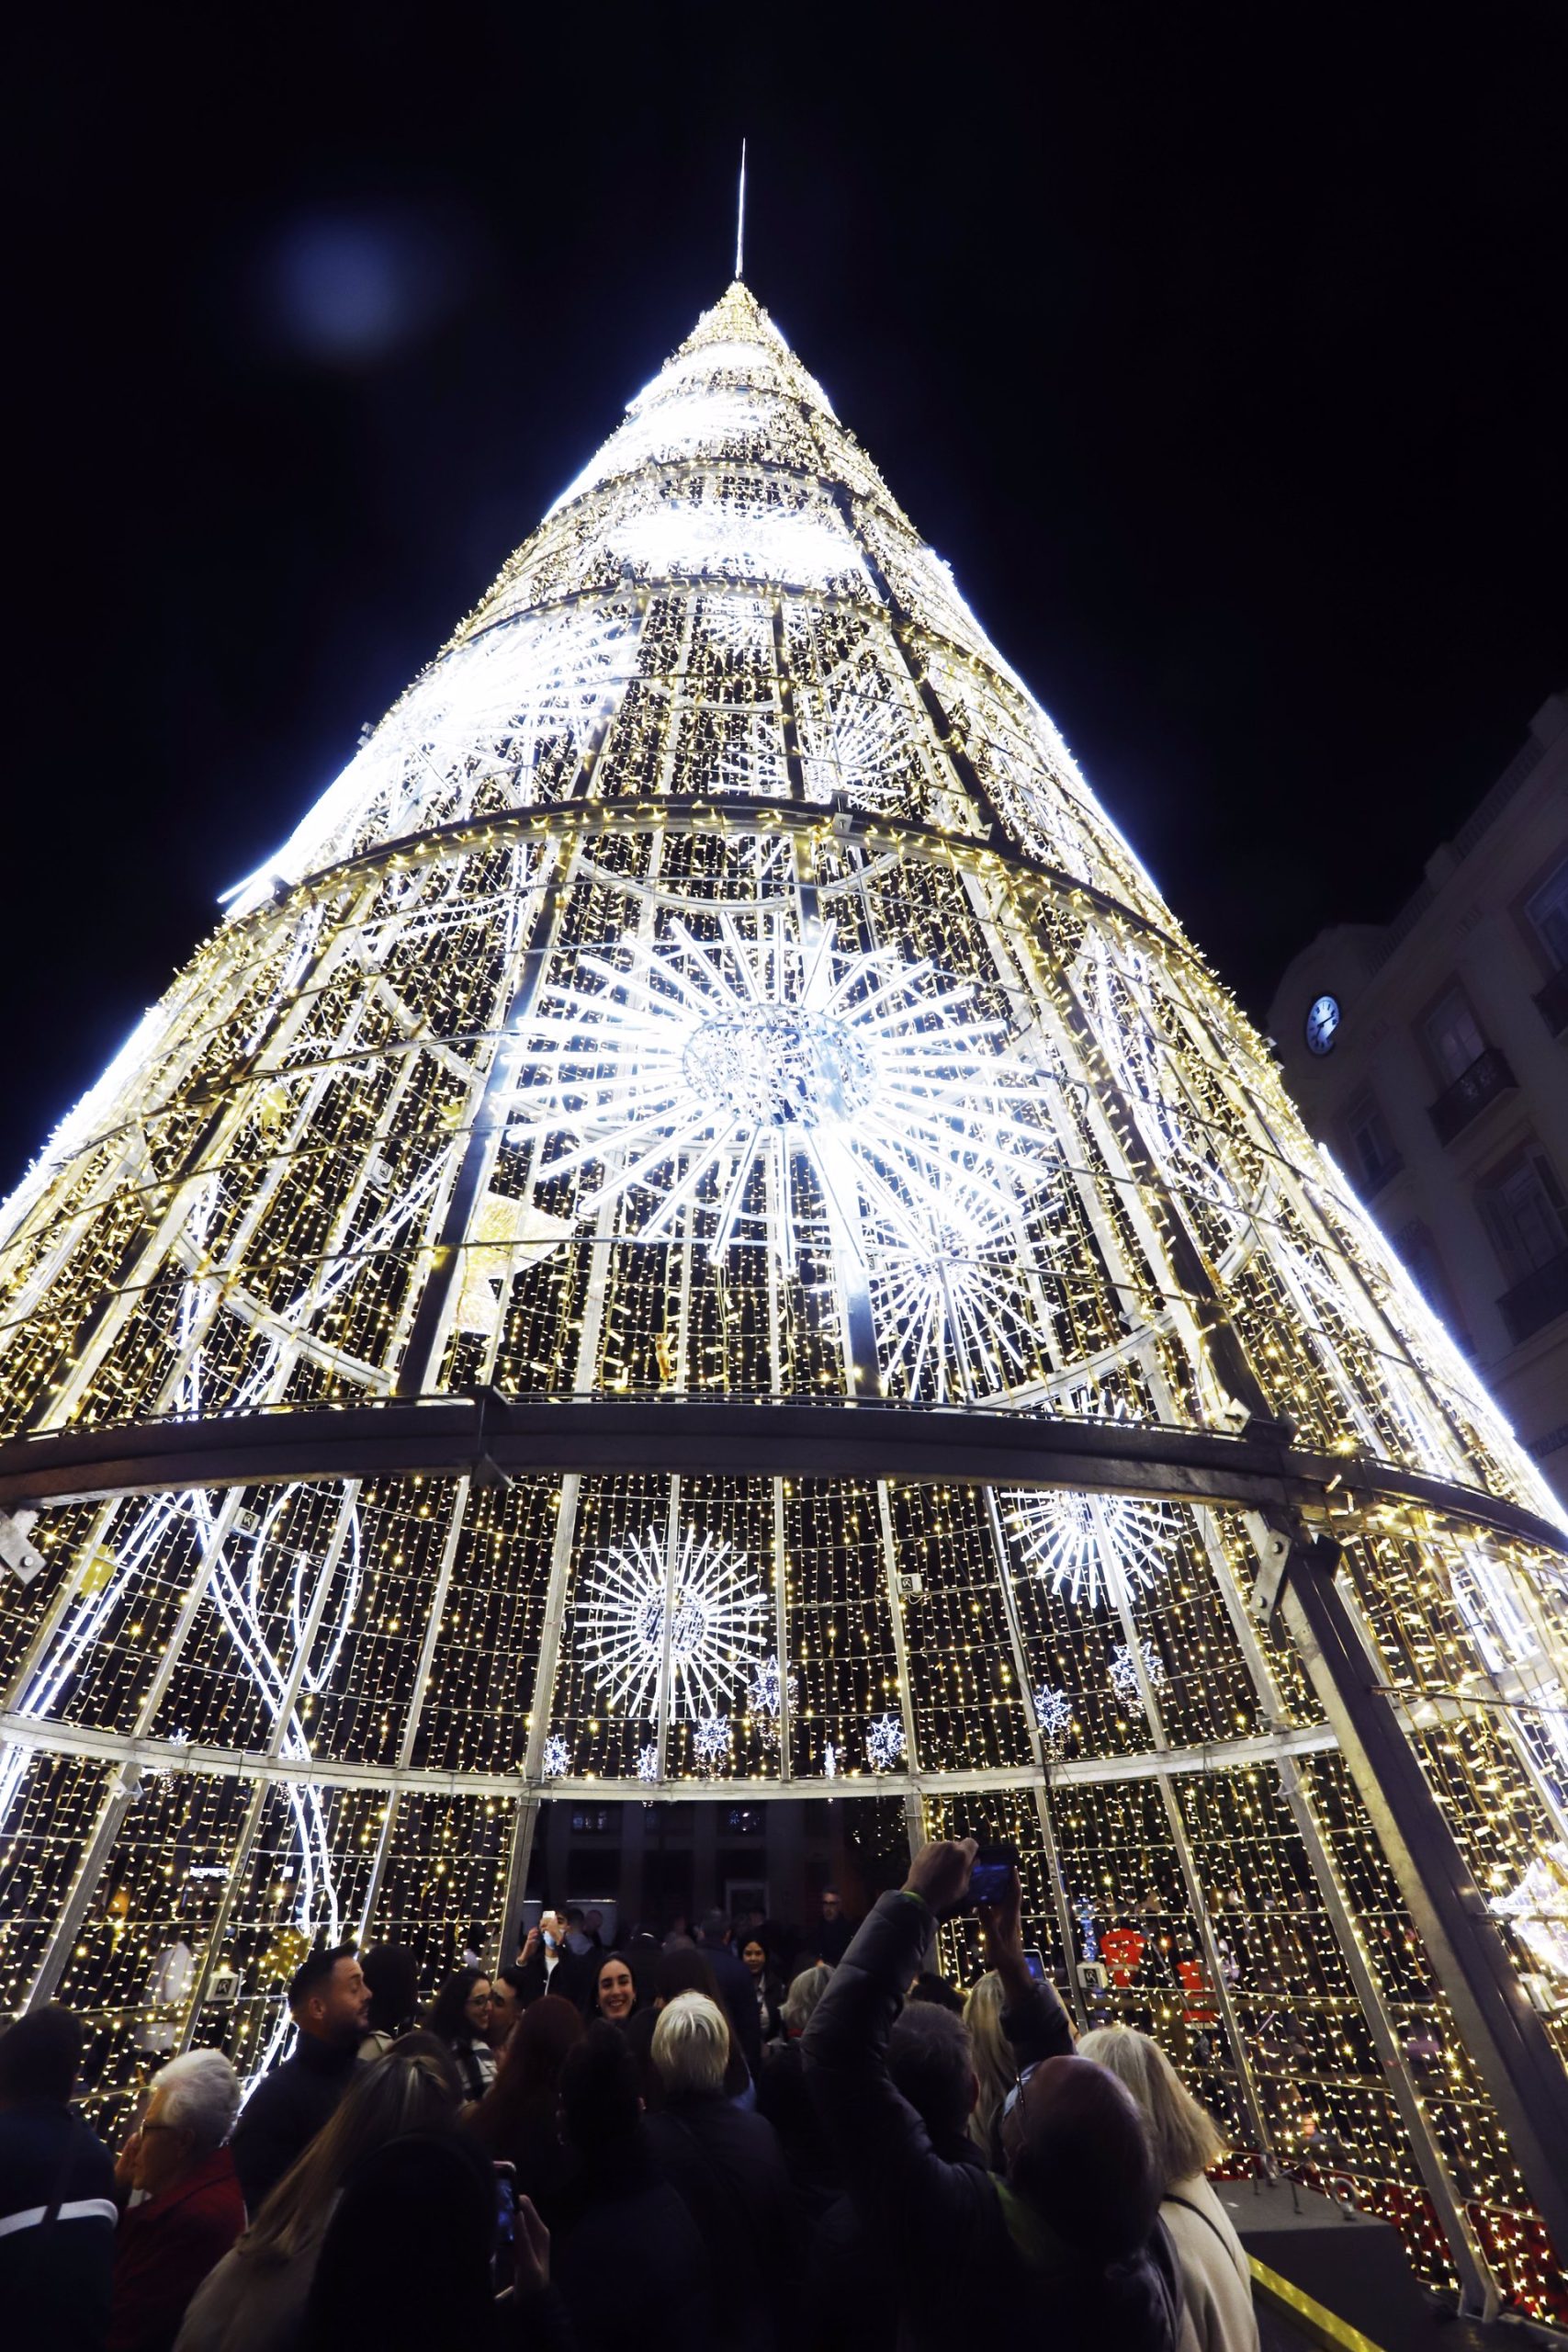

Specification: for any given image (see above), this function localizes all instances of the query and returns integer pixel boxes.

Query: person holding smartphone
[802,1838,1180,2352]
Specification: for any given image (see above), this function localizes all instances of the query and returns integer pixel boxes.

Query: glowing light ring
[1007,1489,1179,1611]
[511,919,1062,1290]
[578,1523,767,1720]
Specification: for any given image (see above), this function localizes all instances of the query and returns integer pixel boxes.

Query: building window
[1344,1091,1400,1191]
[1476,1151,1568,1287]
[1423,986,1486,1084]
[1525,860,1568,970]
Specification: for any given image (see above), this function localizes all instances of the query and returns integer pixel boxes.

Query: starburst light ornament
[1009,1489,1179,1611]
[579,1524,766,1720]
[512,914,1057,1281]
[541,1734,571,1779]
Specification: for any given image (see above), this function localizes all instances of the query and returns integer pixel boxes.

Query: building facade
[1269,695,1568,1505]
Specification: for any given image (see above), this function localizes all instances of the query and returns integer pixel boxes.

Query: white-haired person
[1077,2025,1258,2352]
[645,1992,800,2347]
[109,2048,244,2352]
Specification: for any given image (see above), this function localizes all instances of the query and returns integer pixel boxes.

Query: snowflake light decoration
[693,1713,732,1768]
[579,1523,766,1720]
[866,1711,906,1770]
[747,1658,798,1749]
[747,1657,795,1715]
[541,1734,571,1779]
[1033,1685,1072,1743]
[1110,1640,1167,1704]
[637,1744,660,1783]
[1009,1489,1179,1611]
[513,916,1057,1278]
[823,1743,839,1781]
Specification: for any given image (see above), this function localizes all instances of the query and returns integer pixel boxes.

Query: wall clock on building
[1304,993,1341,1056]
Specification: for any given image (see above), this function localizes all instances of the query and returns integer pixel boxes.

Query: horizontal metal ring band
[0,1705,1339,1804]
[2,1394,1562,1556]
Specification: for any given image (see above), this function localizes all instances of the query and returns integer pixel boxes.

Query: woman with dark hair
[589,1951,637,2026]
[175,2038,462,2352]
[357,1945,420,2063]
[739,1933,785,2044]
[423,1969,497,2102]
[623,1946,750,2104]
[298,2132,500,2352]
[466,1993,583,2233]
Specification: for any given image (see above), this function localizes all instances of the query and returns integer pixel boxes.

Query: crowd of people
[0,1849,1259,2352]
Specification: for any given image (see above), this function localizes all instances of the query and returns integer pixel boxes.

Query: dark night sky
[7,2,1565,1193]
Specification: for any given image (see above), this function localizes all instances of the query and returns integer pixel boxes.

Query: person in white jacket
[1077,2026,1258,2352]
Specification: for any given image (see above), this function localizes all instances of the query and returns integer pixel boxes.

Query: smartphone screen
[1023,1949,1046,1982]
[493,2165,516,2253]
[968,1861,1012,1906]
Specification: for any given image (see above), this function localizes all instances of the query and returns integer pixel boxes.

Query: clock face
[1304,993,1341,1057]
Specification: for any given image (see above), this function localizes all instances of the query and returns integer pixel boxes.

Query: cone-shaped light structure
[2,283,1567,2312]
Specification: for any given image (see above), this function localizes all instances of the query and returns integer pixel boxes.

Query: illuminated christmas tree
[2,278,1567,2311]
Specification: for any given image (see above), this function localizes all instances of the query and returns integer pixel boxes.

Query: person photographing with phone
[802,1837,1180,2352]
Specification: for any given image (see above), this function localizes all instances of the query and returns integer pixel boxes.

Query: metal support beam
[7,1395,1562,1558]
[1264,1525,1568,2267]
[26,1761,143,2009]
[500,1792,542,1959]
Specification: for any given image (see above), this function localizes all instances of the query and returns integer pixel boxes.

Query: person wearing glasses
[109,2050,243,2352]
[423,1970,498,2102]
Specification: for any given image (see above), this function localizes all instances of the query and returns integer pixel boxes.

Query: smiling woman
[592,1951,638,2024]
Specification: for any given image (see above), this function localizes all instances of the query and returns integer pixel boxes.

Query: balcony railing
[1534,965,1568,1038]
[1427,1046,1517,1147]
[1498,1246,1568,1346]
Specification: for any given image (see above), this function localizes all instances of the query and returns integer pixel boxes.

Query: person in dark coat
[756,1963,840,2219]
[109,2050,245,2352]
[551,2023,712,2352]
[807,1888,855,1965]
[230,1946,368,2216]
[0,2005,117,2352]
[739,1934,786,2044]
[644,1993,798,2347]
[803,1838,1180,2352]
[298,2131,500,2352]
[356,1945,419,2064]
[624,1947,750,2106]
[466,1994,584,2234]
[694,1909,762,2076]
[515,1914,594,2014]
[808,2002,987,2352]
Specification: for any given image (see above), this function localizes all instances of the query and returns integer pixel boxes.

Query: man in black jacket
[230,1944,367,2215]
[0,2006,116,2352]
[514,1913,594,2012]
[694,1908,762,2075]
[802,1837,1179,2352]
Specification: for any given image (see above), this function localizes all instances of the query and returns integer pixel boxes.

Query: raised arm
[802,1838,991,2248]
[976,1864,1075,2071]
